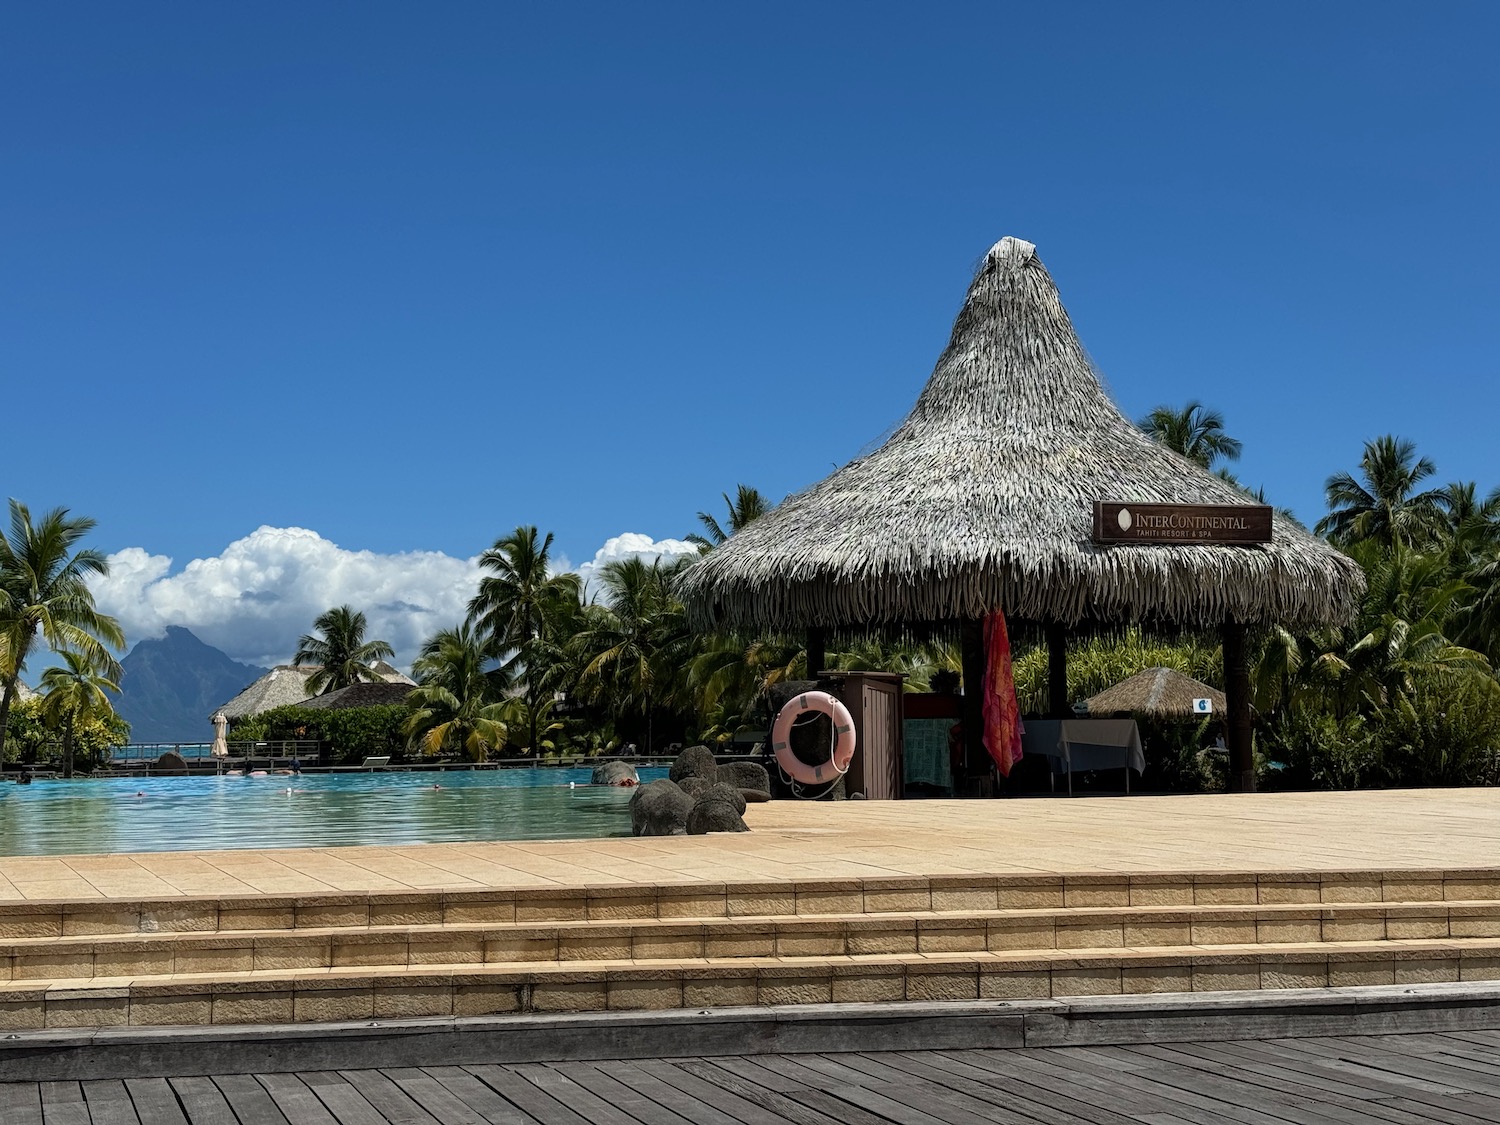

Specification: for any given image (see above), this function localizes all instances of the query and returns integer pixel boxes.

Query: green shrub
[230,704,409,764]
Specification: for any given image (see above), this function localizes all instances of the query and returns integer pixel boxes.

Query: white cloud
[576,533,700,602]
[92,526,480,670]
[91,527,701,671]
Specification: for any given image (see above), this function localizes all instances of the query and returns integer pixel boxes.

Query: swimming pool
[0,768,668,856]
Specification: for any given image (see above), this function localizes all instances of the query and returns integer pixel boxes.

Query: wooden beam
[960,618,986,779]
[1221,621,1255,793]
[1046,623,1069,718]
[806,628,827,678]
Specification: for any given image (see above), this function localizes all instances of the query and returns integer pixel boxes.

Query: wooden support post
[806,628,827,679]
[1221,621,1255,793]
[1046,623,1069,718]
[960,618,987,781]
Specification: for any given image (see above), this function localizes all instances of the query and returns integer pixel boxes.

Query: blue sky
[4,3,1497,667]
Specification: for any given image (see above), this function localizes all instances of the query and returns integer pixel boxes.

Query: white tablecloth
[1022,719,1145,776]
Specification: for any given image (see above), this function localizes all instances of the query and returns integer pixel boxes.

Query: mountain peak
[116,629,268,743]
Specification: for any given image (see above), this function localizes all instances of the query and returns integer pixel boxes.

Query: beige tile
[997,883,1063,910]
[129,996,212,1025]
[758,976,832,1006]
[833,973,906,1003]
[13,951,95,980]
[1129,882,1193,907]
[0,914,63,939]
[1193,881,1256,906]
[588,894,656,921]
[1056,924,1124,950]
[95,949,174,977]
[608,980,683,1010]
[1257,881,1320,905]
[917,925,986,954]
[1190,921,1257,945]
[1382,878,1444,902]
[633,932,703,959]
[560,933,633,961]
[485,936,558,963]
[1449,917,1500,938]
[1329,961,1395,987]
[61,910,141,937]
[254,942,331,972]
[454,983,521,1016]
[846,928,917,956]
[1256,919,1321,944]
[516,895,587,923]
[443,900,517,925]
[1260,963,1327,989]
[374,985,452,1018]
[1122,966,1192,994]
[706,930,775,958]
[1051,968,1122,996]
[174,947,255,974]
[1394,960,1459,985]
[1384,915,1448,940]
[0,998,46,1029]
[930,885,998,913]
[796,889,863,915]
[1063,882,1129,909]
[408,937,484,965]
[1322,917,1385,941]
[369,902,442,926]
[1445,878,1500,901]
[729,891,796,917]
[987,923,1055,952]
[212,991,293,1025]
[1321,877,1381,903]
[1192,965,1260,992]
[293,988,375,1022]
[295,904,369,928]
[46,994,130,1028]
[1460,958,1500,982]
[658,892,727,919]
[530,980,607,1012]
[980,971,1050,999]
[777,930,845,957]
[219,906,294,931]
[684,977,756,1007]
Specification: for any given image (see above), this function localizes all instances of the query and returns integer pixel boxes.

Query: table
[1021,718,1144,794]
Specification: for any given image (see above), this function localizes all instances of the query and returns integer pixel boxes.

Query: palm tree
[0,500,125,762]
[572,556,694,751]
[404,624,509,760]
[292,605,395,695]
[1139,402,1243,471]
[1316,436,1447,549]
[1440,481,1500,563]
[39,650,121,778]
[467,526,581,754]
[687,485,770,550]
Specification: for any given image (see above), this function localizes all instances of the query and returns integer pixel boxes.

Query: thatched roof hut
[677,237,1363,633]
[1084,667,1226,719]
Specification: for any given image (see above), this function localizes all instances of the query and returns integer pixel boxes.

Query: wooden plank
[39,1081,90,1125]
[544,1062,708,1125]
[380,1069,492,1125]
[255,1075,341,1125]
[827,1053,1046,1125]
[212,1075,290,1125]
[124,1079,190,1125]
[297,1073,390,1125]
[416,1067,540,1125]
[676,1059,865,1125]
[1097,1043,1383,1125]
[695,1058,896,1125]
[1315,1036,1500,1097]
[1150,1042,1445,1125]
[167,1077,239,1125]
[586,1060,771,1125]
[738,1054,958,1125]
[620,1059,798,1125]
[335,1071,443,1125]
[80,1081,141,1125]
[0,1081,44,1125]
[957,1047,1293,1125]
[511,1064,655,1125]
[465,1065,593,1125]
[873,1048,1142,1125]
[1119,1044,1418,1125]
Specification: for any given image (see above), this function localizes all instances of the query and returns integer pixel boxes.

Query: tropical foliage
[0,499,126,763]
[39,651,122,778]
[292,605,395,695]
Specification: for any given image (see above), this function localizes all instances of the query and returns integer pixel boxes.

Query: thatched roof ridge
[1084,666,1226,718]
[678,237,1365,631]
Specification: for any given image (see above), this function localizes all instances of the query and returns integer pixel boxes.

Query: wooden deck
[5,1031,1500,1123]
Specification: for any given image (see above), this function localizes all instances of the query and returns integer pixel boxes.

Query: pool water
[0,768,668,856]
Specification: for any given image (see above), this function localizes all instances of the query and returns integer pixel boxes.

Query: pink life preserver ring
[771,690,857,785]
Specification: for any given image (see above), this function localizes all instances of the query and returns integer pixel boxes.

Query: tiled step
[7,937,1500,1030]
[7,899,1500,981]
[5,868,1498,939]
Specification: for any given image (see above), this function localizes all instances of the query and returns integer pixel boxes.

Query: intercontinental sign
[1092,501,1273,546]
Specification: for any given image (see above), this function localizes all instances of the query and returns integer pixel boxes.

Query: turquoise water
[0,768,668,856]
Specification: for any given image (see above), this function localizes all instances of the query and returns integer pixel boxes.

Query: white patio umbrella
[211,710,230,758]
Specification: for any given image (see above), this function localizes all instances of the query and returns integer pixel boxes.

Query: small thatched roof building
[678,237,1362,633]
[1084,667,1226,719]
[215,661,415,721]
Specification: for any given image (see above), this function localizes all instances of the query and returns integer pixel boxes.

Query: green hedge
[229,703,409,764]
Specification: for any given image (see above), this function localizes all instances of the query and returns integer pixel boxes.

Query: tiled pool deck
[2,789,1496,903]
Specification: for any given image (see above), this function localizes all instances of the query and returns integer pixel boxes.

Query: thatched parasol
[677,237,1364,633]
[1083,667,1226,719]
